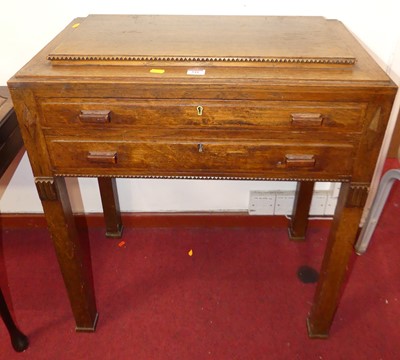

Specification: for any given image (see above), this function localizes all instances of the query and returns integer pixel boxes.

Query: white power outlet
[248,191,276,215]
[330,182,341,197]
[325,196,338,216]
[249,187,339,217]
[309,190,329,215]
[274,191,295,215]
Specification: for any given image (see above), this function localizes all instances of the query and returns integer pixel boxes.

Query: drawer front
[47,139,354,180]
[40,99,366,133]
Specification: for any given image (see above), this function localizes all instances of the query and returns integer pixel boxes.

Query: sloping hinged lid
[47,15,356,66]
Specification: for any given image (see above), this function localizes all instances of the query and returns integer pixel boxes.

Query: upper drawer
[40,99,366,133]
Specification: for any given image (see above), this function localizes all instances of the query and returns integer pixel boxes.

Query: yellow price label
[150,69,165,74]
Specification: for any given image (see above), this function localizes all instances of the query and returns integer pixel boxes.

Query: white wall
[1,1,399,213]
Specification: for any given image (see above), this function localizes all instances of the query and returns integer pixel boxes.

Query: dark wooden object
[289,181,315,240]
[7,15,397,338]
[388,110,400,157]
[0,87,28,352]
[98,177,123,238]
[0,289,28,352]
[0,87,23,175]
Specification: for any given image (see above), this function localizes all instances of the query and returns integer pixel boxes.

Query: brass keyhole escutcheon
[197,105,203,116]
[198,143,204,153]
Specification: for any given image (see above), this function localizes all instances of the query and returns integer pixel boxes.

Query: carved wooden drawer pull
[79,110,111,124]
[87,151,117,164]
[291,113,323,126]
[285,154,316,167]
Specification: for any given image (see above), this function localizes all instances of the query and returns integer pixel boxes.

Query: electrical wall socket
[309,190,329,215]
[248,191,276,215]
[274,191,295,215]
[330,183,341,197]
[249,187,338,216]
[325,196,338,216]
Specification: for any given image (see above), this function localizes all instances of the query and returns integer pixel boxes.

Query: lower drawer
[47,139,354,180]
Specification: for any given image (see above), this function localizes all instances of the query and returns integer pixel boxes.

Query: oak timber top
[47,15,355,65]
[10,15,395,85]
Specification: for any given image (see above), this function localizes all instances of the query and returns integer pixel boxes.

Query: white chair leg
[355,169,400,254]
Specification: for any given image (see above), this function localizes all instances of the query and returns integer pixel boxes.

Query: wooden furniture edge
[0,212,332,230]
[387,108,400,158]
